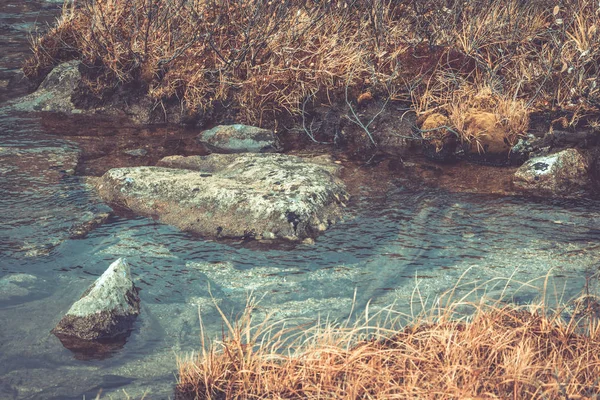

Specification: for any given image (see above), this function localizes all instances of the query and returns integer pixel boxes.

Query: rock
[97,153,348,241]
[0,144,81,177]
[513,149,590,197]
[52,258,140,340]
[420,113,457,162]
[12,60,81,113]
[509,134,536,165]
[13,61,154,123]
[68,212,112,239]
[0,274,38,301]
[197,124,278,153]
[541,129,600,150]
[123,148,148,157]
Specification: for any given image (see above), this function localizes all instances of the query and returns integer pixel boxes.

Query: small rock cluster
[419,111,599,198]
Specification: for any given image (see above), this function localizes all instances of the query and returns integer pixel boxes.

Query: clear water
[1,2,600,399]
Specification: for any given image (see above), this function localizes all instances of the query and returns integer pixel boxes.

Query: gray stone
[513,148,590,197]
[509,134,536,165]
[197,124,278,153]
[13,61,81,113]
[123,148,148,157]
[52,258,140,340]
[11,61,154,123]
[97,153,348,241]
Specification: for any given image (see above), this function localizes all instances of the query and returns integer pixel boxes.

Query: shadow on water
[53,332,131,361]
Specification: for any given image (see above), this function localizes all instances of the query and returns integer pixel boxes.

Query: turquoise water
[1,2,600,398]
[1,109,598,398]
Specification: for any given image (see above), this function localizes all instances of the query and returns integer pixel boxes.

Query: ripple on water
[2,108,600,398]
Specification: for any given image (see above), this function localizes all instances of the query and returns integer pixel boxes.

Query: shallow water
[1,2,600,399]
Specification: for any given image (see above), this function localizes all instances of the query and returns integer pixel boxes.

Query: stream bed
[2,1,600,399]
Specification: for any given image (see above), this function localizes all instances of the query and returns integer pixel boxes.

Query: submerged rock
[0,274,39,302]
[68,212,112,239]
[52,258,140,341]
[197,124,278,153]
[96,153,348,241]
[123,148,148,157]
[513,148,590,197]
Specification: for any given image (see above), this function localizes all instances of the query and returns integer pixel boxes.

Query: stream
[2,2,600,399]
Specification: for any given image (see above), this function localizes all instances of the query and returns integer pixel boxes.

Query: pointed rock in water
[53,258,140,341]
[197,124,278,153]
[513,148,590,197]
[96,153,348,241]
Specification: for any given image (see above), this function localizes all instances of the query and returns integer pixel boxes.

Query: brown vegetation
[176,287,600,399]
[24,0,600,145]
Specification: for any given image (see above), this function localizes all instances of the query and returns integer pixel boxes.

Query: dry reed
[24,0,600,143]
[176,278,600,399]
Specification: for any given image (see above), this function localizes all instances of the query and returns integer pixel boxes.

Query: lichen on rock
[96,153,348,241]
[513,148,590,197]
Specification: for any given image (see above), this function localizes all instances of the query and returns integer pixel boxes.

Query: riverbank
[2,1,600,399]
[18,0,600,199]
[23,0,600,150]
[176,284,600,400]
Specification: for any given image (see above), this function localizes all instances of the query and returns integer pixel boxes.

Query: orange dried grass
[176,282,600,400]
[23,0,600,129]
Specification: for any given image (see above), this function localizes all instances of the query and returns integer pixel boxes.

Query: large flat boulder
[513,148,590,197]
[96,153,348,241]
[52,258,140,341]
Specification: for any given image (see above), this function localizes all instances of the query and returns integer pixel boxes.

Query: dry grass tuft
[24,0,600,143]
[176,282,600,399]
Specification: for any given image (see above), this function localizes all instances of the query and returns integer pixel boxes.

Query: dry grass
[24,0,600,143]
[176,279,600,399]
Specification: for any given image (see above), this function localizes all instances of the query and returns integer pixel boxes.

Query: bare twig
[301,93,332,145]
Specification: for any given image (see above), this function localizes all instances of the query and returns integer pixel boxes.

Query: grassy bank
[24,0,600,145]
[176,287,600,399]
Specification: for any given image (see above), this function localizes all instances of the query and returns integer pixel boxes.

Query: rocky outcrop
[197,124,278,153]
[14,61,155,123]
[0,274,41,302]
[513,148,590,197]
[96,153,348,241]
[12,60,81,113]
[52,258,140,341]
